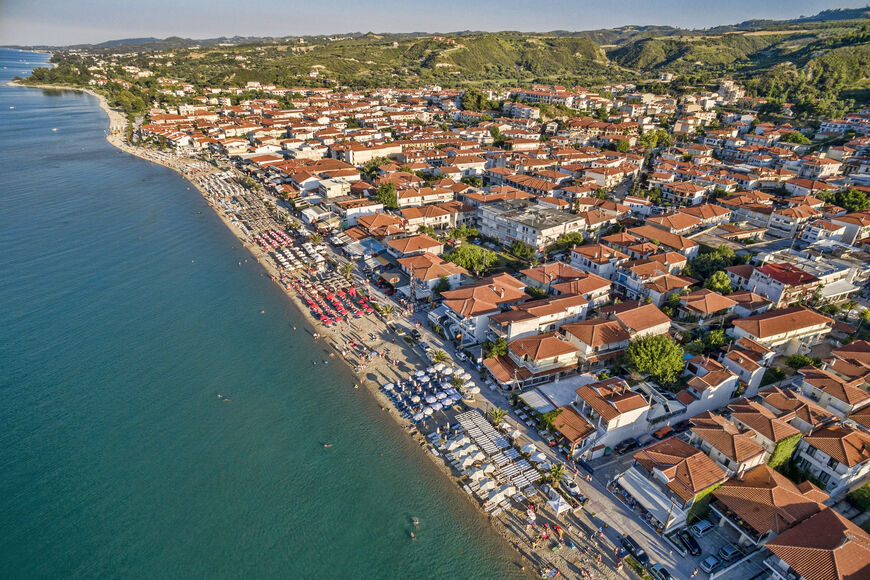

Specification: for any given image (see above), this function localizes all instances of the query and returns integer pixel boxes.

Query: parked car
[615,438,640,455]
[689,519,715,538]
[700,555,721,573]
[620,535,649,566]
[649,564,673,580]
[456,352,468,362]
[677,530,701,556]
[561,479,581,498]
[718,543,742,562]
[410,329,422,340]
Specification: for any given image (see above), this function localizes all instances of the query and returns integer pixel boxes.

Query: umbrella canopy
[522,443,538,455]
[425,395,437,404]
[468,468,487,482]
[531,452,548,464]
[419,375,430,383]
[434,363,446,372]
[415,370,426,377]
[478,478,497,492]
[539,461,552,471]
[441,367,454,375]
[412,412,424,422]
[466,386,481,395]
[423,407,434,416]
[509,429,523,440]
[410,395,421,403]
[383,383,394,391]
[547,496,572,516]
[435,392,447,400]
[431,402,443,411]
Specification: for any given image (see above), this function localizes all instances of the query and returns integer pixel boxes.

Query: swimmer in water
[410,531,416,540]
[323,443,332,448]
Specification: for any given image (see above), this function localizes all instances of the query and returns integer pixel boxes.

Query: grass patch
[624,556,653,580]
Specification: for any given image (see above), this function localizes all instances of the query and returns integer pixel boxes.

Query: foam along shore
[22,87,624,579]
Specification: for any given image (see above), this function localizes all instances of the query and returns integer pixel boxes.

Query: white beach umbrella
[423,407,434,416]
[441,367,454,376]
[466,386,481,395]
[415,370,426,377]
[440,381,452,389]
[382,383,395,391]
[431,402,443,411]
[419,375,430,383]
[539,461,552,471]
[412,412,424,422]
[410,395,421,403]
[425,395,437,404]
[510,429,523,440]
[434,363,446,372]
[531,452,548,464]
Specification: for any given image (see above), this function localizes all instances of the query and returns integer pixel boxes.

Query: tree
[487,406,508,425]
[443,244,498,277]
[833,188,870,213]
[769,434,802,470]
[685,245,741,283]
[525,286,548,299]
[449,225,478,241]
[432,275,451,298]
[510,240,536,260]
[451,376,465,389]
[546,232,585,254]
[375,182,398,209]
[432,350,449,363]
[785,354,813,372]
[704,271,733,295]
[310,232,323,245]
[780,131,812,145]
[341,262,355,280]
[625,335,686,386]
[540,408,563,431]
[616,139,631,153]
[549,463,568,485]
[859,309,870,332]
[483,337,508,358]
[842,299,859,320]
[461,176,483,187]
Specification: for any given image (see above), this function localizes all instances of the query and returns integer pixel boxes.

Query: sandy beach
[14,83,631,579]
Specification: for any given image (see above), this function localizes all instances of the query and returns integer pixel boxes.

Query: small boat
[51,127,57,132]
[8,106,14,109]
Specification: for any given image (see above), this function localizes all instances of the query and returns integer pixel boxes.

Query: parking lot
[666,516,769,579]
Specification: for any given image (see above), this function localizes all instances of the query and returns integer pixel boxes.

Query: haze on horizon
[0,0,866,46]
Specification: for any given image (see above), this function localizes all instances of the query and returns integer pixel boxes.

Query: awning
[617,466,680,528]
[376,255,391,266]
[519,390,556,414]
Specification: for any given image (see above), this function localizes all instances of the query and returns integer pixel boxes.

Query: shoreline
[13,79,626,579]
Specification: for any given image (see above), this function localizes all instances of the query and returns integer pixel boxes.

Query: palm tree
[858,309,870,333]
[432,350,449,363]
[487,406,508,425]
[310,232,323,245]
[341,262,354,280]
[549,464,567,485]
[380,304,394,320]
[451,376,465,389]
[843,300,859,320]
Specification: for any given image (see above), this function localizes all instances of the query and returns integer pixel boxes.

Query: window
[818,471,831,486]
[827,457,839,470]
[805,446,817,458]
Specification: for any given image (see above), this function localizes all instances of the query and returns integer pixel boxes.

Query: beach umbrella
[434,363,446,372]
[423,407,434,416]
[440,381,452,389]
[547,496,571,517]
[410,395,421,403]
[412,412,424,422]
[425,395,437,404]
[419,375,430,383]
[435,392,447,400]
[441,367,454,376]
[509,429,523,440]
[539,461,552,471]
[466,386,481,395]
[383,383,394,391]
[431,402,443,411]
[531,452,548,464]
[415,370,426,377]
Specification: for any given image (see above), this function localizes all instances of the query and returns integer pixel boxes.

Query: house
[730,306,833,355]
[688,412,767,477]
[520,262,589,291]
[646,212,702,236]
[729,290,773,318]
[710,464,827,547]
[793,424,870,498]
[720,337,775,398]
[488,294,589,342]
[830,210,870,245]
[800,219,846,244]
[483,333,580,390]
[562,319,631,369]
[661,181,707,206]
[678,356,740,414]
[747,263,820,307]
[551,405,596,458]
[384,233,444,258]
[397,253,467,300]
[764,508,870,580]
[825,340,870,384]
[549,273,612,308]
[758,386,837,434]
[612,303,672,339]
[614,437,727,532]
[477,200,587,250]
[356,212,406,239]
[728,400,801,457]
[796,366,870,418]
[678,203,732,227]
[570,244,629,280]
[573,378,651,450]
[627,225,700,258]
[677,289,738,323]
[440,274,529,347]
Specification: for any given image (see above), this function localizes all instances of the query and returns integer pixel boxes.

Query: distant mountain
[95,37,161,47]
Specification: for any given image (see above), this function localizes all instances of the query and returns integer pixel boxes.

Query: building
[614,437,727,532]
[483,333,580,390]
[689,412,768,477]
[573,378,651,451]
[796,366,870,418]
[764,508,870,580]
[710,464,827,547]
[384,233,444,258]
[487,294,589,342]
[440,274,530,347]
[397,252,467,300]
[793,424,870,498]
[729,306,833,355]
[747,263,820,307]
[570,244,629,280]
[562,319,631,370]
[477,200,586,250]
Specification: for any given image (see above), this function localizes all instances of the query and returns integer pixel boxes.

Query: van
[689,519,715,538]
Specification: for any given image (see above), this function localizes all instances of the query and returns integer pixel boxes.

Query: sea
[0,48,523,579]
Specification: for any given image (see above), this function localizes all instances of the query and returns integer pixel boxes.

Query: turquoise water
[0,49,522,579]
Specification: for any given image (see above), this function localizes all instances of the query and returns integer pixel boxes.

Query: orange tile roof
[765,508,870,580]
[508,333,579,362]
[633,437,727,504]
[732,306,832,340]
[803,425,870,467]
[562,318,630,348]
[552,405,596,445]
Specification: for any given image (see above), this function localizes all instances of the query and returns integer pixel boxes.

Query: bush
[848,483,870,511]
[761,366,786,386]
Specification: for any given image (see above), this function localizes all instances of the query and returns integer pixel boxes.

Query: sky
[0,0,866,46]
